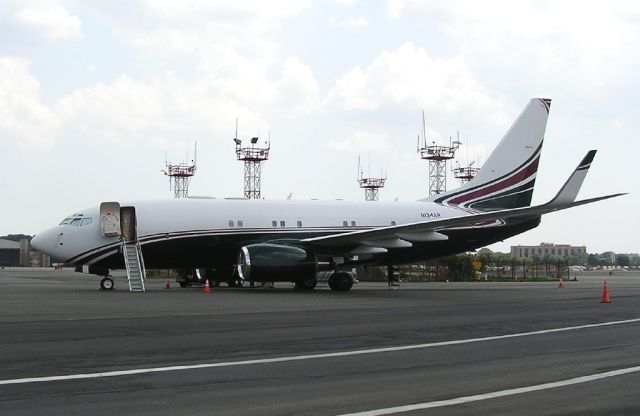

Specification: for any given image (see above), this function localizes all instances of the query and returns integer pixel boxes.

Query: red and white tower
[357,156,386,201]
[417,111,459,196]
[234,121,270,199]
[162,142,197,199]
[453,161,479,184]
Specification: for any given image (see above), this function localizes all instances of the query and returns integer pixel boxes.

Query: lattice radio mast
[417,111,459,196]
[357,156,386,201]
[234,119,270,199]
[453,160,479,184]
[453,138,479,184]
[162,142,197,198]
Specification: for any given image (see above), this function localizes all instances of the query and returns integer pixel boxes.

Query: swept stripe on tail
[423,98,551,211]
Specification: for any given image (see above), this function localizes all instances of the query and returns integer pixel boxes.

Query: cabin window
[280,221,286,227]
[272,221,277,227]
[343,221,348,227]
[237,220,243,227]
[229,220,234,227]
[391,221,396,226]
[297,220,302,228]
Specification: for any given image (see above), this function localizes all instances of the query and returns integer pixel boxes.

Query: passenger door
[100,202,121,237]
[120,206,137,243]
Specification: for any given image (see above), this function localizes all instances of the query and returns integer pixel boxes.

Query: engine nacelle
[237,243,316,282]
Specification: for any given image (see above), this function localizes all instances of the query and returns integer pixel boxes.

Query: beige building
[511,243,587,259]
[19,238,50,267]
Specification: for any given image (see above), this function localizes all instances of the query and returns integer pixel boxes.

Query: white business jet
[31,99,624,291]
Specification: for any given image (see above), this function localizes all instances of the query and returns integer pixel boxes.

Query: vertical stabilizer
[427,98,551,210]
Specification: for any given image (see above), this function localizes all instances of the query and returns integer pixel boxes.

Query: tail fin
[426,98,551,210]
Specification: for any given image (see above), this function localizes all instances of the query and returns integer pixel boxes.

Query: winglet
[547,150,597,207]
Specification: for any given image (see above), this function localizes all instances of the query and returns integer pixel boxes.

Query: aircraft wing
[302,151,626,248]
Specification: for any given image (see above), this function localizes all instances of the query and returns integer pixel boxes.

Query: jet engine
[237,243,317,285]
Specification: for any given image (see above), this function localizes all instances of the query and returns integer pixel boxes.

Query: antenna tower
[417,111,459,196]
[162,142,197,198]
[234,119,270,199]
[357,156,387,201]
[453,161,479,184]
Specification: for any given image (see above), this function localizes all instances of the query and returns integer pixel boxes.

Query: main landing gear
[328,272,354,291]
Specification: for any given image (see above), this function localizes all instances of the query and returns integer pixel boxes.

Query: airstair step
[122,240,146,292]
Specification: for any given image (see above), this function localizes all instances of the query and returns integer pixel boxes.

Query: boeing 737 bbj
[31,98,624,291]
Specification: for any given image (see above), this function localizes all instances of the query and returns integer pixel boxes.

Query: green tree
[568,255,585,266]
[0,234,32,242]
[616,255,630,267]
[442,255,475,281]
[477,248,494,270]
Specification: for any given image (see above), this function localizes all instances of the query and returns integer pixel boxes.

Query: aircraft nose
[31,228,57,256]
[31,233,42,251]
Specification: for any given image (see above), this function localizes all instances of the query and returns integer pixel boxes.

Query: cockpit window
[62,217,93,227]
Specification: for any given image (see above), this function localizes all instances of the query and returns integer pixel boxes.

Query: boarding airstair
[100,202,146,292]
[123,240,146,292]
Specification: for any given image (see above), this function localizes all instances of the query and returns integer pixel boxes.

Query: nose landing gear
[100,276,114,290]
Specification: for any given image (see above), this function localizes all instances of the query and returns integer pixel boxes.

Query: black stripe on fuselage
[82,218,541,270]
[66,227,365,265]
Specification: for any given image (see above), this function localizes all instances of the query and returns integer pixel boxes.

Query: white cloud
[76,1,315,116]
[329,131,389,152]
[14,7,81,40]
[386,1,640,89]
[55,74,266,145]
[93,1,310,54]
[0,58,58,149]
[0,1,319,148]
[50,57,320,146]
[325,42,504,122]
[276,57,320,114]
[332,0,360,5]
[329,16,370,29]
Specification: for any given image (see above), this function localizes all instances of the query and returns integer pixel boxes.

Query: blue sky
[0,0,637,253]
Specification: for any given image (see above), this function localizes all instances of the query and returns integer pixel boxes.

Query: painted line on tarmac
[336,365,640,415]
[1,317,639,386]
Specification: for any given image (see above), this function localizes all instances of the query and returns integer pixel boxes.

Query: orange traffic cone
[601,281,610,303]
[164,280,171,289]
[558,278,565,288]
[204,280,211,294]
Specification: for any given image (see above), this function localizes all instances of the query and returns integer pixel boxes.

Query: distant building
[601,251,617,264]
[19,238,50,268]
[0,239,20,266]
[511,243,587,259]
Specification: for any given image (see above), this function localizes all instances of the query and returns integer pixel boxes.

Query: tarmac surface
[1,269,639,415]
